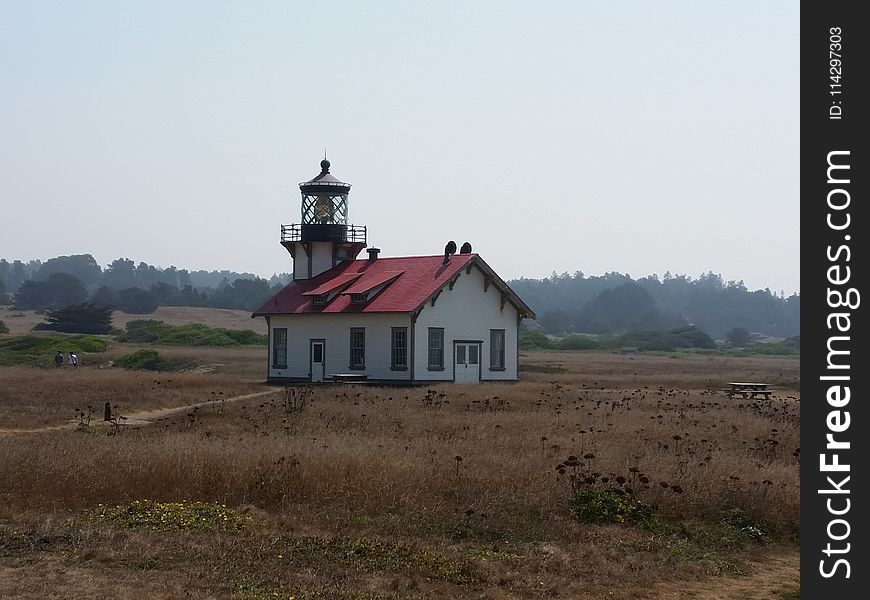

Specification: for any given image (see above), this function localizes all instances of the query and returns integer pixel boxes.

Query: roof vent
[366,247,380,261]
[459,242,472,254]
[443,240,457,264]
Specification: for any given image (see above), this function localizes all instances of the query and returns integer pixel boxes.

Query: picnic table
[725,382,773,400]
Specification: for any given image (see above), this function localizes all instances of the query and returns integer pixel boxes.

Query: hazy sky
[0,1,799,294]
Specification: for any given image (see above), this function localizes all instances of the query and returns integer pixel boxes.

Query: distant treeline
[509,271,799,339]
[0,254,290,313]
[0,255,800,340]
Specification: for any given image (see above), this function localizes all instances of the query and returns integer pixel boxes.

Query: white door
[454,342,481,384]
[310,340,325,383]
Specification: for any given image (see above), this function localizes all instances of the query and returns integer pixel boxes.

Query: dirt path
[0,389,281,437]
[652,548,799,599]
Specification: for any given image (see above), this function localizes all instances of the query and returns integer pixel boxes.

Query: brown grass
[0,351,800,599]
[113,306,267,334]
[0,305,266,336]
[0,365,266,428]
[0,307,46,335]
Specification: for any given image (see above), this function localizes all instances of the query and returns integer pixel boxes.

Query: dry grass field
[0,306,266,336]
[0,307,46,335]
[113,306,268,335]
[0,346,799,599]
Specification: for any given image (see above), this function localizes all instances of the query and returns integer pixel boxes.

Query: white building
[252,159,535,384]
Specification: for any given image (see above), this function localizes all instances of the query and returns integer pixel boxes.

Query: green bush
[0,320,8,334]
[0,334,109,366]
[749,335,800,356]
[94,500,249,532]
[518,331,556,350]
[113,348,194,372]
[116,320,267,347]
[224,328,267,345]
[610,326,715,352]
[719,508,769,543]
[114,349,163,370]
[668,326,716,349]
[556,335,601,351]
[570,489,654,525]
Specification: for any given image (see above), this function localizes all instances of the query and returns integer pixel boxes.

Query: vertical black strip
[802,3,868,596]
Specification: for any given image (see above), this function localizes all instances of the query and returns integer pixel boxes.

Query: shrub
[719,508,769,543]
[610,326,715,352]
[668,326,716,349]
[725,326,751,347]
[749,335,800,356]
[0,320,8,334]
[557,335,601,351]
[113,348,194,372]
[0,334,108,366]
[113,349,163,370]
[570,489,654,525]
[518,331,556,350]
[93,500,249,532]
[116,320,267,347]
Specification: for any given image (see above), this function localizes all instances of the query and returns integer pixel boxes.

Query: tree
[90,286,119,307]
[539,309,572,334]
[0,259,36,291]
[135,262,160,289]
[44,272,88,306]
[34,303,113,334]
[14,273,87,309]
[103,258,137,289]
[176,285,210,307]
[725,327,752,347]
[116,287,159,314]
[35,254,103,288]
[209,277,273,311]
[574,282,684,333]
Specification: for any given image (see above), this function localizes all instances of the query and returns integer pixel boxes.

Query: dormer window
[312,294,328,305]
[341,270,405,304]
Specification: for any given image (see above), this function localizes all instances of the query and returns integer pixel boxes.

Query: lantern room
[281,158,368,280]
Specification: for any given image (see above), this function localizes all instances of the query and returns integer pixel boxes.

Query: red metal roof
[253,254,476,315]
[301,272,362,296]
[253,253,536,318]
[341,270,404,295]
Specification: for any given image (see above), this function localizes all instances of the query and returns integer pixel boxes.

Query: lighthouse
[280,158,368,280]
[255,156,535,384]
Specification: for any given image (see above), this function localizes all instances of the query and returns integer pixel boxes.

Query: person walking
[54,351,64,368]
[68,352,78,368]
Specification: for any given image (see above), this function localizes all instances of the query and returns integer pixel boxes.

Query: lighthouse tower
[281,159,368,280]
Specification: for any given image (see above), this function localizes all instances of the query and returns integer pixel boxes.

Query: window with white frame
[391,327,408,370]
[428,328,444,370]
[490,329,505,370]
[272,328,288,369]
[349,327,366,369]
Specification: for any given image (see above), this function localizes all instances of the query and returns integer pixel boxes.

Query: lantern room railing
[281,223,367,244]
